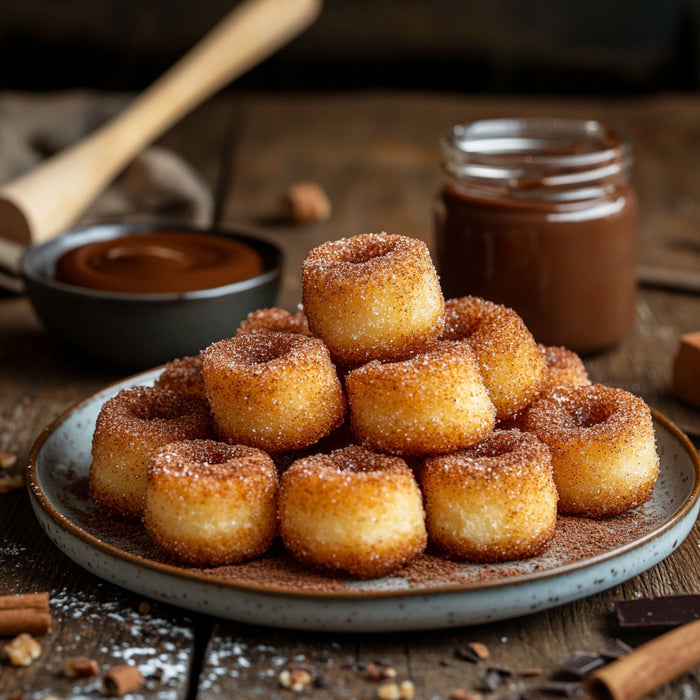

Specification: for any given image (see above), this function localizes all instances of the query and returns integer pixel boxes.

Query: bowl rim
[20,222,284,302]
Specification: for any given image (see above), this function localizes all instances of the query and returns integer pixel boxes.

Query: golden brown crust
[526,384,659,517]
[236,307,311,336]
[419,430,558,562]
[143,439,278,566]
[301,233,445,365]
[155,355,206,400]
[279,445,427,578]
[442,296,546,420]
[538,344,590,392]
[201,331,347,452]
[89,386,212,519]
[345,341,495,456]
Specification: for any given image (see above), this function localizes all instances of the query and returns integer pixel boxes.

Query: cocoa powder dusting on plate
[61,470,654,594]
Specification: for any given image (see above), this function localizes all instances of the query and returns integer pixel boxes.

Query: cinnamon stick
[102,664,143,696]
[584,617,700,700]
[0,592,51,636]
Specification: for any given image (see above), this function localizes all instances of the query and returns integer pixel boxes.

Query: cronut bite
[201,330,347,453]
[345,341,495,456]
[442,296,546,420]
[236,306,310,337]
[278,444,427,578]
[526,384,659,518]
[143,439,278,566]
[301,233,445,365]
[89,386,212,519]
[419,430,558,562]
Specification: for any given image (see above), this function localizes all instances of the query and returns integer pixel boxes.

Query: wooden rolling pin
[0,0,321,254]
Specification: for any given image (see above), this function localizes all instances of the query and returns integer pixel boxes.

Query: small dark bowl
[20,222,283,368]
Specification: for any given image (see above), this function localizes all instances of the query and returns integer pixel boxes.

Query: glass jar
[435,118,637,355]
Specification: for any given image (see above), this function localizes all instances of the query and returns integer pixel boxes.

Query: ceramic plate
[27,370,700,632]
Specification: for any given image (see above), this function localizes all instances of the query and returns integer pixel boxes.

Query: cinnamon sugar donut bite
[419,430,557,562]
[155,355,206,400]
[236,306,310,336]
[143,439,278,566]
[201,331,346,452]
[279,445,427,578]
[442,296,546,420]
[526,384,659,518]
[539,344,590,392]
[301,233,444,365]
[89,386,212,519]
[345,341,495,456]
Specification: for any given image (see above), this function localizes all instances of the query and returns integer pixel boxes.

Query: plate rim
[26,369,700,603]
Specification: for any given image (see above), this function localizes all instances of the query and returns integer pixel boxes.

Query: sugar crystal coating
[89,386,212,519]
[301,233,444,365]
[419,429,558,562]
[201,330,346,452]
[144,439,278,566]
[526,384,659,517]
[279,444,427,578]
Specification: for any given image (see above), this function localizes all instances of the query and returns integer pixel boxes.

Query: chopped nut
[518,666,544,677]
[5,632,41,666]
[283,181,332,224]
[0,450,17,469]
[137,600,151,615]
[399,680,415,699]
[65,655,100,678]
[377,683,401,700]
[367,662,397,680]
[376,680,415,700]
[450,690,481,700]
[0,474,23,494]
[468,642,490,660]
[278,668,313,692]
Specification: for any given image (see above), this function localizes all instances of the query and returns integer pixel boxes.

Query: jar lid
[441,118,631,201]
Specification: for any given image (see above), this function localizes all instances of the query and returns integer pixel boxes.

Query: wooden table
[2,91,700,699]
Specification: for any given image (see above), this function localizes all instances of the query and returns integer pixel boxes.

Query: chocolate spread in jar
[435,118,638,355]
[55,230,265,294]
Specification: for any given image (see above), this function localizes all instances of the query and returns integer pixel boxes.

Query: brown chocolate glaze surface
[55,231,265,294]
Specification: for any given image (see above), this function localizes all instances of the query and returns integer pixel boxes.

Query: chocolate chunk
[478,665,514,692]
[531,680,584,696]
[556,651,606,679]
[615,595,700,631]
[598,638,633,660]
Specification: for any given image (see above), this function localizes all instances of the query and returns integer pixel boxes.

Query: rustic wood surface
[2,91,700,699]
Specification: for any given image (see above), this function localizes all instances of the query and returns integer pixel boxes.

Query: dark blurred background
[0,0,697,94]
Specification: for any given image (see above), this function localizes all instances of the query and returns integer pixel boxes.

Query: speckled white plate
[27,369,700,632]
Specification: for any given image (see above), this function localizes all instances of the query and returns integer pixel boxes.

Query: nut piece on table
[65,655,100,678]
[283,181,332,224]
[0,450,17,469]
[672,331,700,407]
[5,632,41,666]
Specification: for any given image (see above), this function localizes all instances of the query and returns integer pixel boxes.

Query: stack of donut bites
[89,233,660,579]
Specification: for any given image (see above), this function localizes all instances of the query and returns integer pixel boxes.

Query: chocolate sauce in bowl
[54,230,265,294]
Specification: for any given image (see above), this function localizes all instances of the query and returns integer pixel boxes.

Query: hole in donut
[339,238,396,264]
[180,443,234,465]
[233,333,295,366]
[566,401,614,428]
[468,432,519,458]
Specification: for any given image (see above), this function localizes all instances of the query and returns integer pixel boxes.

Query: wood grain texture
[2,91,700,699]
